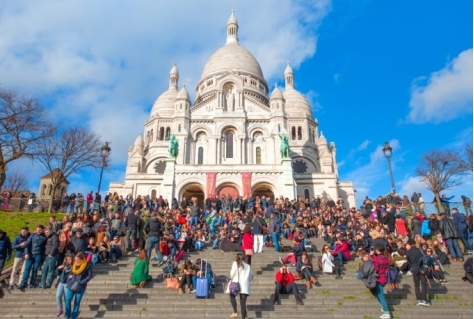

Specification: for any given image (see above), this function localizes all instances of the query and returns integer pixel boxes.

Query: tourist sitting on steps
[130,250,152,288]
[296,251,318,289]
[178,259,196,294]
[279,238,305,267]
[321,244,343,279]
[273,264,303,305]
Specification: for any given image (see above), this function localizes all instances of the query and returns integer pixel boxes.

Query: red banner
[206,172,217,197]
[242,172,252,198]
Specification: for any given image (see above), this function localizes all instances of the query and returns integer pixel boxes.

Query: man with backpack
[405,239,430,306]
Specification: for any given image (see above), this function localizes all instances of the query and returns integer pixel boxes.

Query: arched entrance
[180,183,205,207]
[252,183,275,200]
[217,184,240,199]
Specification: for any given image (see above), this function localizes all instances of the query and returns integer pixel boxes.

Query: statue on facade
[279,133,290,158]
[226,89,234,111]
[168,134,179,159]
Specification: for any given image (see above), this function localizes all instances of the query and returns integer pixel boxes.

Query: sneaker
[416,300,423,306]
[289,264,296,268]
[380,312,392,319]
[279,257,284,264]
[56,310,64,317]
[405,271,412,276]
[419,300,431,307]
[274,300,279,305]
[8,285,14,290]
[190,289,196,293]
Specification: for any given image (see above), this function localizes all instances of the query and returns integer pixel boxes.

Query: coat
[130,258,152,285]
[439,217,460,239]
[322,252,335,273]
[225,261,252,295]
[241,233,254,251]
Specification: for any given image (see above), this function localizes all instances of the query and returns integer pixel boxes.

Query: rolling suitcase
[195,259,210,298]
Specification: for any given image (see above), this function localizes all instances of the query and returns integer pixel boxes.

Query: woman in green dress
[130,250,152,288]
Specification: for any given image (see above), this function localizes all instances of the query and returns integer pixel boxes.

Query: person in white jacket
[321,244,339,278]
[225,253,252,319]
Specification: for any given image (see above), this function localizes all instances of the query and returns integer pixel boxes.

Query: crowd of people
[0,191,473,319]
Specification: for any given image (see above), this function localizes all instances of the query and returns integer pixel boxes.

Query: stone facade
[109,13,355,207]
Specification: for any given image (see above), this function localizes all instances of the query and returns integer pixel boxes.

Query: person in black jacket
[18,225,47,290]
[125,210,140,251]
[0,229,12,276]
[67,229,88,255]
[439,213,463,261]
[40,228,59,288]
[252,212,267,254]
[405,240,430,306]
[462,257,473,283]
[144,212,163,263]
[8,227,29,290]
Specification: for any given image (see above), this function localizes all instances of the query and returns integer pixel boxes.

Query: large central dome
[199,12,266,84]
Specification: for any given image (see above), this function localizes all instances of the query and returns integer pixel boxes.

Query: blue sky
[0,0,472,206]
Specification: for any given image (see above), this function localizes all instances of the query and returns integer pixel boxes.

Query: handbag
[70,281,84,293]
[244,249,253,256]
[228,266,241,295]
[165,277,180,289]
[293,274,303,281]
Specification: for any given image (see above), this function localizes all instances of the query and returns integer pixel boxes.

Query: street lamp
[382,141,396,194]
[97,141,111,195]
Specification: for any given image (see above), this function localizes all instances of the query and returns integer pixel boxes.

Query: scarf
[72,260,88,275]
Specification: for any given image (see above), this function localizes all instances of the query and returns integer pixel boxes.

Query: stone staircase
[1,238,473,319]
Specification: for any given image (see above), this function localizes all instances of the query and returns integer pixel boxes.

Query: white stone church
[109,13,355,207]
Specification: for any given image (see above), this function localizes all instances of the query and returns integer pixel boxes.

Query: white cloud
[305,90,323,113]
[333,73,340,82]
[0,0,332,168]
[406,48,473,124]
[356,139,371,151]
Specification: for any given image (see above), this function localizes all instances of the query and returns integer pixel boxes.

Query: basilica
[109,12,355,207]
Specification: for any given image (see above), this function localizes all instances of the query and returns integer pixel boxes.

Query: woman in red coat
[241,226,254,265]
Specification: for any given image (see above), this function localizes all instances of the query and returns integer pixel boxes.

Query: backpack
[360,260,377,289]
[317,255,323,270]
[419,255,434,279]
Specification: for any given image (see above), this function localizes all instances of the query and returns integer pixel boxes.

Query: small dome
[227,11,238,25]
[270,84,283,100]
[170,62,179,76]
[133,133,144,148]
[151,87,178,116]
[283,88,313,118]
[284,61,293,75]
[177,85,190,101]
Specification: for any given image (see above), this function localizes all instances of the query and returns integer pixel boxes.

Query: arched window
[150,129,153,142]
[256,147,262,164]
[166,127,171,140]
[291,126,296,140]
[198,147,204,165]
[42,185,46,196]
[151,190,157,199]
[48,185,52,196]
[225,132,233,158]
[304,189,310,200]
[159,127,165,140]
[297,126,302,140]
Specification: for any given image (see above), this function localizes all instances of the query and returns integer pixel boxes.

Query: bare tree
[0,87,56,190]
[416,150,464,213]
[35,126,104,212]
[3,167,29,195]
[456,144,473,174]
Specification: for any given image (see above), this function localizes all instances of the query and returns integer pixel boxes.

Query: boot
[306,281,311,289]
[310,276,318,285]
[394,283,399,289]
[387,283,393,289]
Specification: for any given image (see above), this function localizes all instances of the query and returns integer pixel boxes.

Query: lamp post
[97,142,111,195]
[382,141,396,194]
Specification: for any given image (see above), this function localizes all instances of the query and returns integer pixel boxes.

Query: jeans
[274,282,299,300]
[125,229,137,250]
[271,233,280,252]
[253,234,264,253]
[212,238,220,249]
[336,251,348,265]
[371,282,389,312]
[282,229,290,239]
[195,241,205,251]
[190,216,198,227]
[40,254,58,287]
[65,286,86,319]
[412,269,428,301]
[147,236,163,261]
[110,246,122,259]
[20,254,43,287]
[459,229,471,252]
[0,258,5,274]
[56,282,67,310]
[446,238,463,259]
